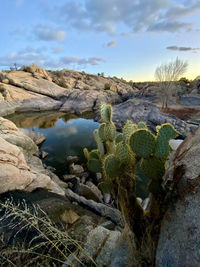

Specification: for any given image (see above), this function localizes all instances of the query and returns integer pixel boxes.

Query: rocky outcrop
[0,67,138,117]
[156,126,200,267]
[0,117,65,196]
[103,98,197,137]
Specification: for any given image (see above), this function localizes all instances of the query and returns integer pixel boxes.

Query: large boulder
[0,136,64,195]
[0,117,38,154]
[156,126,200,267]
[108,98,197,137]
[1,71,68,99]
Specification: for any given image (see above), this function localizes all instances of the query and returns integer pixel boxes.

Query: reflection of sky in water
[30,117,99,175]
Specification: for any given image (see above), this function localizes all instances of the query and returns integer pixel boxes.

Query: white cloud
[107,41,118,48]
[53,0,200,34]
[33,25,66,42]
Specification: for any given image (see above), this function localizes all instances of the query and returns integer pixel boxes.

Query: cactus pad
[100,103,112,123]
[94,129,105,155]
[122,120,137,143]
[88,159,102,173]
[103,154,119,180]
[104,122,116,141]
[141,157,165,180]
[89,149,100,160]
[154,124,177,158]
[115,133,123,143]
[116,142,130,164]
[83,148,89,160]
[130,129,156,158]
[98,123,106,141]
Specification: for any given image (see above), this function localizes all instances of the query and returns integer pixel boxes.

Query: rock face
[0,67,138,116]
[156,126,200,267]
[0,117,65,196]
[108,99,197,137]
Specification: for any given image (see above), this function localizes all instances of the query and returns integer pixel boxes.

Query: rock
[103,193,111,204]
[156,126,200,267]
[75,182,103,203]
[41,151,48,159]
[105,98,197,138]
[0,117,38,154]
[62,174,77,182]
[66,155,79,164]
[21,64,52,81]
[0,136,64,195]
[19,128,45,145]
[2,71,67,99]
[69,163,84,174]
[169,139,183,150]
[60,209,80,224]
[78,226,121,267]
[65,189,123,226]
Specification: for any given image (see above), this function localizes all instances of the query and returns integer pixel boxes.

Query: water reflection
[6,111,99,176]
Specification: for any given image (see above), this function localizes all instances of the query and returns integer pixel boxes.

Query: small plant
[0,198,97,267]
[84,103,178,266]
[104,83,111,90]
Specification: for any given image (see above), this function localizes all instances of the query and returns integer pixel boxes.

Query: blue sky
[0,0,200,81]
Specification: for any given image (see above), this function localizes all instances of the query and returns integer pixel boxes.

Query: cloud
[52,0,200,34]
[52,46,63,54]
[0,46,62,69]
[107,41,117,48]
[0,46,105,70]
[61,56,105,67]
[166,45,200,52]
[33,25,66,42]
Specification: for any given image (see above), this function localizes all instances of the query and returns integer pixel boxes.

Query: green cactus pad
[83,148,89,160]
[100,103,112,123]
[98,182,111,194]
[137,122,147,129]
[141,157,165,180]
[104,122,116,141]
[155,123,178,158]
[116,142,130,164]
[122,120,137,143]
[129,129,156,158]
[156,123,178,141]
[88,159,102,173]
[115,133,123,144]
[98,123,106,141]
[89,149,100,160]
[94,129,105,155]
[106,140,116,154]
[103,154,119,180]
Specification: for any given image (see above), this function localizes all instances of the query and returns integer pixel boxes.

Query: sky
[0,0,200,81]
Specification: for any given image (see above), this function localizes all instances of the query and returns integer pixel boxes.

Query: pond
[6,111,99,176]
[6,111,149,199]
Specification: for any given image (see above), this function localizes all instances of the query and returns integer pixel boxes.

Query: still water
[6,111,99,176]
[6,111,149,198]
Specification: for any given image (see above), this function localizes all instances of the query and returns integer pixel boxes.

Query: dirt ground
[161,105,200,120]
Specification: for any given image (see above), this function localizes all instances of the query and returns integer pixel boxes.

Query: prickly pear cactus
[83,103,179,266]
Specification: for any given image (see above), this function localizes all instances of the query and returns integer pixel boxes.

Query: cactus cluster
[83,103,178,265]
[84,103,178,196]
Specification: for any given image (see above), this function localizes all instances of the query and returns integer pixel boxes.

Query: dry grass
[0,198,97,267]
[161,105,200,120]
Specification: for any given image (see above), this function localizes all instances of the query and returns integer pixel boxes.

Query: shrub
[84,103,178,266]
[104,83,111,90]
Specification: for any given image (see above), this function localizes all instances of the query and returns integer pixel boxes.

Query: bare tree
[155,57,188,109]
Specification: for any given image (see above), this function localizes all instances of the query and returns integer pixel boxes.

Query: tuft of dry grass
[0,198,97,267]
